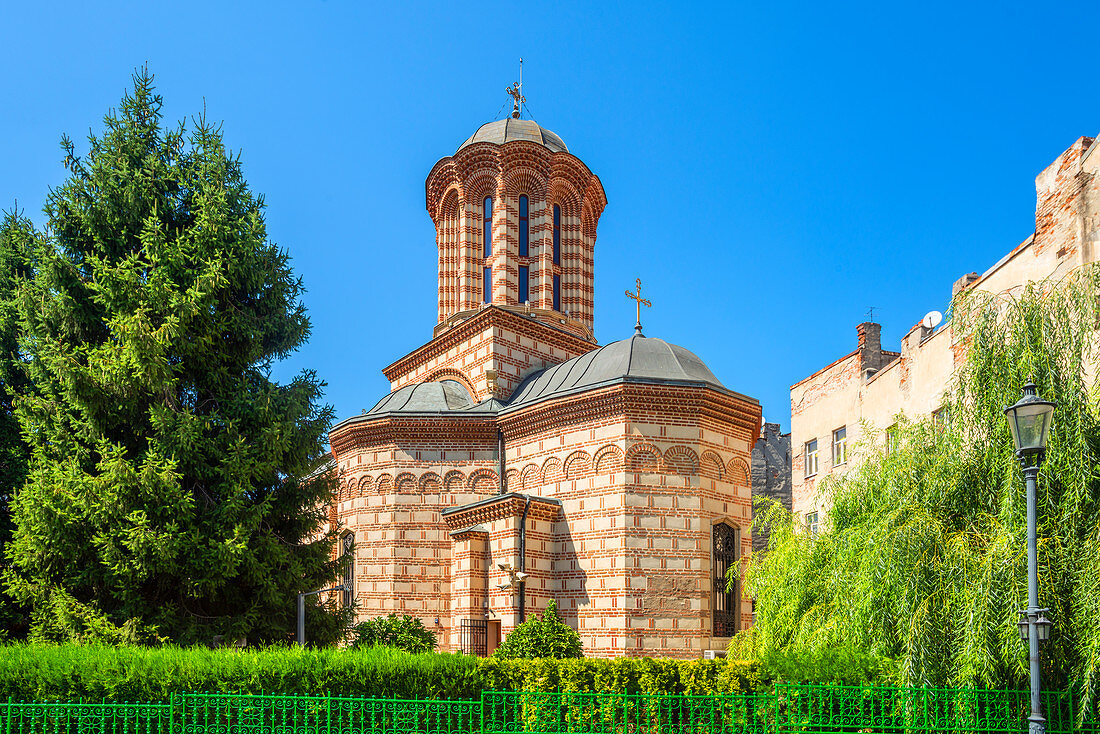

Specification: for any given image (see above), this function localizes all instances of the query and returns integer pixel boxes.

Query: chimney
[857,322,883,378]
[952,272,980,297]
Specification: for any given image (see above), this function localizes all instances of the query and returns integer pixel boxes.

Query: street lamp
[1004,381,1056,734]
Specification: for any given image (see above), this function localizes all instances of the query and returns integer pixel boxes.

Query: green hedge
[0,645,761,701]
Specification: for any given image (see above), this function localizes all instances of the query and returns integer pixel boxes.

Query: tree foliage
[349,614,438,654]
[744,268,1100,711]
[2,70,346,645]
[493,600,583,659]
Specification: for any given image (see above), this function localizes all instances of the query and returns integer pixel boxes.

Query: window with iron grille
[459,618,488,656]
[713,523,740,637]
[341,532,354,608]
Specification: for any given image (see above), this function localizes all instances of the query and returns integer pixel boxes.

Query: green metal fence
[2,686,1098,733]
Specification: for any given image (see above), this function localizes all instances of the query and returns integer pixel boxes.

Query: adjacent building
[791,135,1100,525]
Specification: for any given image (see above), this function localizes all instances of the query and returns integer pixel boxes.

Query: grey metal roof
[365,379,476,417]
[505,334,729,410]
[458,118,568,153]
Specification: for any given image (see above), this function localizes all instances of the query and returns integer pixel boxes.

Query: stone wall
[750,422,791,554]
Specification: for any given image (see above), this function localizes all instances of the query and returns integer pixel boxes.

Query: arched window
[341,532,354,609]
[552,204,561,265]
[519,195,529,257]
[713,523,740,636]
[483,197,493,258]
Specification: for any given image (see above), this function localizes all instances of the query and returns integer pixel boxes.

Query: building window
[519,195,529,258]
[886,424,899,455]
[804,439,818,477]
[552,204,561,265]
[933,406,950,430]
[341,532,354,608]
[832,427,847,466]
[483,267,492,304]
[483,197,493,258]
[553,275,561,312]
[460,618,488,656]
[518,265,529,304]
[806,512,819,538]
[713,523,740,637]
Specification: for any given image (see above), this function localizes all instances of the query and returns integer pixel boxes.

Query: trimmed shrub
[0,644,763,701]
[493,600,582,659]
[350,615,437,654]
[0,644,481,701]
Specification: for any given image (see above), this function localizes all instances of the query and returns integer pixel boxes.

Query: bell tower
[425,112,607,340]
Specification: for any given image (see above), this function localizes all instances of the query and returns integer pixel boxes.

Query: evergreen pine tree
[3,71,346,645]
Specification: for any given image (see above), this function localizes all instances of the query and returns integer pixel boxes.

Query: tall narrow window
[804,439,818,477]
[713,523,740,636]
[483,197,493,258]
[806,512,820,538]
[552,204,561,265]
[341,533,354,608]
[519,195,529,257]
[483,267,492,304]
[518,265,529,304]
[832,426,847,466]
[553,275,561,312]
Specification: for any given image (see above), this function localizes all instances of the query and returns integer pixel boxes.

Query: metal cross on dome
[625,278,652,336]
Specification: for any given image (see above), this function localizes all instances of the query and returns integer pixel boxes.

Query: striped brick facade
[327,116,762,659]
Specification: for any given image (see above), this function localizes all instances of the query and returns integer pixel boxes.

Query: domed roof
[458,118,568,154]
[506,334,734,410]
[364,380,498,417]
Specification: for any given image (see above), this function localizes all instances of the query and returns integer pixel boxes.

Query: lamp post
[1004,382,1056,734]
[296,584,349,648]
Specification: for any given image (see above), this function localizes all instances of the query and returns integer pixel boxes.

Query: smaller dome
[506,334,735,409]
[366,380,474,417]
[458,118,568,154]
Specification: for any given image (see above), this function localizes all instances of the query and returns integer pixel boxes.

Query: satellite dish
[921,310,943,330]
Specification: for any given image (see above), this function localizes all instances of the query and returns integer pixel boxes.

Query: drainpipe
[498,428,506,494]
[518,495,531,623]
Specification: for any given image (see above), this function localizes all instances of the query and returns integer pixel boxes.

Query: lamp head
[1004,382,1056,458]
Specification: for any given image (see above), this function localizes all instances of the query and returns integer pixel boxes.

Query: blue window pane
[519,265,529,304]
[484,267,492,303]
[519,195,529,258]
[553,275,561,312]
[483,197,493,258]
[552,205,561,265]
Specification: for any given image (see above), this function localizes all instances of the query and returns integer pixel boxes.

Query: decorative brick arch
[548,177,582,211]
[443,470,465,493]
[521,463,540,491]
[357,475,373,495]
[563,450,592,480]
[541,456,563,484]
[502,166,549,198]
[505,468,519,490]
[626,442,664,473]
[395,472,417,492]
[664,446,699,476]
[419,472,442,493]
[727,457,750,487]
[700,451,724,480]
[376,473,393,494]
[424,368,476,397]
[468,468,498,492]
[438,185,462,216]
[464,168,501,201]
[593,444,624,474]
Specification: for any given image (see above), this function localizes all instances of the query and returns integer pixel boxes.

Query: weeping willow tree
[745,267,1100,708]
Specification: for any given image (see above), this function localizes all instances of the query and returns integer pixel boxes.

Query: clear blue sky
[3,1,1098,432]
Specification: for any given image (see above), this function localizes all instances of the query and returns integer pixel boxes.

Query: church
[327,91,761,659]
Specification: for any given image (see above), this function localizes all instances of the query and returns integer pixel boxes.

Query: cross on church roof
[506,58,525,119]
[625,278,652,336]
